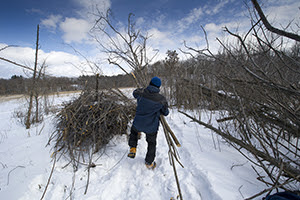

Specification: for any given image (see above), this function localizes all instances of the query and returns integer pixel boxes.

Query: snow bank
[0,93,266,200]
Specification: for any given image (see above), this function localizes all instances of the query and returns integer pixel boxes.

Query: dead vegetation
[49,89,135,170]
[175,1,300,198]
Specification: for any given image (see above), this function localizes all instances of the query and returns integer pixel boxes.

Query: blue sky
[0,0,299,78]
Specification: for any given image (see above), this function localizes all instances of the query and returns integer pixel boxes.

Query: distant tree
[165,50,179,68]
[11,75,23,79]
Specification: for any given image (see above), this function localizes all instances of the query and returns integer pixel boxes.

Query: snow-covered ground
[0,91,266,200]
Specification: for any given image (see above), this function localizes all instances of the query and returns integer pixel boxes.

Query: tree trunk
[26,25,39,129]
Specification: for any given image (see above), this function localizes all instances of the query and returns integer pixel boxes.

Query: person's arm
[133,88,143,99]
[161,100,169,116]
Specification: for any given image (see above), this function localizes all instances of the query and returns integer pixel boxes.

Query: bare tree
[26,25,40,129]
[1,25,50,128]
[91,10,158,87]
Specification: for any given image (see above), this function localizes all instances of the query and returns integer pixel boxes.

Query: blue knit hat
[150,76,161,88]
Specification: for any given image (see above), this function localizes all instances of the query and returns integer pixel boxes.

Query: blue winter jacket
[132,85,169,133]
[266,192,300,200]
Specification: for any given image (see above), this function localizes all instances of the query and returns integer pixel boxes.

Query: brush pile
[50,89,135,167]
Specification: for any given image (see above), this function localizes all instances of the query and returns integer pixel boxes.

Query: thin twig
[7,165,25,185]
[40,152,57,200]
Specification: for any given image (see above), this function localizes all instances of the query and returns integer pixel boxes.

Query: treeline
[78,73,135,91]
[0,74,136,95]
[0,75,76,95]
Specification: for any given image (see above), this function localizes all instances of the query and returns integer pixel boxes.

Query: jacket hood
[146,85,160,93]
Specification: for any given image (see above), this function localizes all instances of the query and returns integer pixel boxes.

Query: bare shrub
[91,10,158,87]
[178,1,300,198]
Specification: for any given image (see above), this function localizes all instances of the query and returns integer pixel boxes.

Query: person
[264,191,300,200]
[128,76,169,169]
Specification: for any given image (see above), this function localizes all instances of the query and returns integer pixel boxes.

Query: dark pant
[128,126,157,164]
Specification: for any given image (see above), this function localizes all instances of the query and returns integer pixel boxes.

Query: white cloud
[40,0,111,45]
[146,28,180,60]
[148,28,175,47]
[45,51,86,77]
[41,15,62,30]
[204,23,222,33]
[205,0,230,15]
[0,44,36,78]
[177,7,203,33]
[0,44,87,78]
[136,17,145,27]
[0,44,36,64]
[59,18,91,43]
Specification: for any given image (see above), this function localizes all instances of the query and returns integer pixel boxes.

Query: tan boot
[127,147,136,158]
[145,161,156,170]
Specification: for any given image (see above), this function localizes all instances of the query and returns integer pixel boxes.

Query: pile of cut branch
[49,89,135,168]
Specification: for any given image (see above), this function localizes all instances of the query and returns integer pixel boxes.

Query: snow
[0,91,266,200]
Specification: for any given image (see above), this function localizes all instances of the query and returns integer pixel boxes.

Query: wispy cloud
[73,0,111,20]
[25,8,44,15]
[205,0,230,15]
[41,15,63,30]
[177,7,203,33]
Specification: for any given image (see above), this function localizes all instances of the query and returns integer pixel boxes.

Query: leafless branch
[0,56,35,72]
[251,0,300,42]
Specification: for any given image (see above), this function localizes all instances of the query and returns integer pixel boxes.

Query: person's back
[132,84,169,134]
[265,191,300,200]
[128,77,169,169]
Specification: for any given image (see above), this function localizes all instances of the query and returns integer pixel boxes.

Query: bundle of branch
[160,115,184,200]
[50,89,135,167]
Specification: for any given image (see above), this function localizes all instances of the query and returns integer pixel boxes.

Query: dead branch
[0,45,17,52]
[0,56,34,72]
[50,89,135,168]
[251,0,300,42]
[176,1,300,196]
[178,111,300,181]
[40,152,57,200]
[6,165,25,185]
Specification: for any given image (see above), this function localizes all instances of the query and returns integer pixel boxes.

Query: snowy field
[0,91,267,200]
